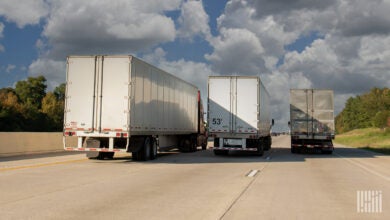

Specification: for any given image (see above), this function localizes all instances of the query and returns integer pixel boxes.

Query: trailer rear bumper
[291,144,334,149]
[210,147,258,151]
[64,147,125,152]
[63,135,129,152]
[291,143,334,154]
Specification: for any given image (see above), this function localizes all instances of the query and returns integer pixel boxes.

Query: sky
[1,0,390,131]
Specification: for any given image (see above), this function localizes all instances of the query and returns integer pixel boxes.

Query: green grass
[335,128,390,155]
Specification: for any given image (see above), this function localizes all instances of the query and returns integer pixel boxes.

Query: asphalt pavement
[0,135,389,219]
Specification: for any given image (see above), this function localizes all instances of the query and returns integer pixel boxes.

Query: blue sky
[0,0,312,88]
[0,21,42,87]
[0,0,389,129]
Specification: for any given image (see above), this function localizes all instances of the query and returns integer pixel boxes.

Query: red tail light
[64,131,76,136]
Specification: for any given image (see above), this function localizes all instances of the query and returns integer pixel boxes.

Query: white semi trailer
[63,55,207,160]
[289,89,335,154]
[208,76,273,156]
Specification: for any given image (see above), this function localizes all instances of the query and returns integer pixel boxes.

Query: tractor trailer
[208,76,273,156]
[289,89,335,154]
[63,55,207,160]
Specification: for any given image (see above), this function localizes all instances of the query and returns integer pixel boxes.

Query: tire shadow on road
[104,146,385,164]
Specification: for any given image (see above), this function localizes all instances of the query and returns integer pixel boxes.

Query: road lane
[0,136,389,219]
[0,148,271,219]
[223,135,390,220]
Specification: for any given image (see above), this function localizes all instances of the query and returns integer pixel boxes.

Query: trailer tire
[191,136,198,152]
[150,138,158,160]
[256,142,264,156]
[198,135,207,150]
[132,151,139,161]
[140,136,152,161]
[179,138,193,153]
[264,137,271,151]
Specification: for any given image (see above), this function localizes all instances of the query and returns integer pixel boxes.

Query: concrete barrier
[0,132,77,157]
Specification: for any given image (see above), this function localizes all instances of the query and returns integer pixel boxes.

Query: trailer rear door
[290,89,334,137]
[208,77,258,134]
[235,78,258,133]
[312,90,334,135]
[208,77,231,133]
[65,56,131,133]
[100,57,131,132]
[64,56,96,131]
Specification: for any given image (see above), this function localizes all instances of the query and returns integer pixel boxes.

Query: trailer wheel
[140,136,152,161]
[132,151,139,161]
[199,135,207,150]
[150,138,158,160]
[179,138,193,153]
[265,137,271,151]
[256,142,264,156]
[191,136,198,152]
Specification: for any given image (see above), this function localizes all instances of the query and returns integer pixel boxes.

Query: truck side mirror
[288,121,291,126]
[272,119,275,126]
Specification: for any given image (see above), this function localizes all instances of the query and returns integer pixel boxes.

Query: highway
[0,135,389,219]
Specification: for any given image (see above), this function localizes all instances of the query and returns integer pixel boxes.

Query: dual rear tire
[179,136,197,153]
[132,136,157,161]
[256,142,264,156]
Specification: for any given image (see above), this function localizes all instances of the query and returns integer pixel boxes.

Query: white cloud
[0,22,3,37]
[40,0,182,60]
[336,0,390,37]
[205,0,390,128]
[205,28,266,75]
[260,71,312,130]
[249,0,337,18]
[177,0,211,41]
[6,64,16,73]
[0,22,4,52]
[216,1,299,58]
[2,0,388,129]
[132,0,182,12]
[28,58,66,90]
[281,35,390,94]
[24,0,183,90]
[0,0,48,28]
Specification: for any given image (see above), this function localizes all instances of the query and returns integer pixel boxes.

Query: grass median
[335,128,390,155]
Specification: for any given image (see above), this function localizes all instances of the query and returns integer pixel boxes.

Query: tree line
[1,76,389,133]
[335,88,390,133]
[0,76,65,131]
